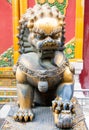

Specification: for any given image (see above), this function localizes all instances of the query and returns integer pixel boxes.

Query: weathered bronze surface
[14,3,75,129]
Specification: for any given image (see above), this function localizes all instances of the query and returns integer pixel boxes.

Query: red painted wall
[28,0,35,7]
[0,0,13,54]
[80,0,89,89]
[65,0,75,43]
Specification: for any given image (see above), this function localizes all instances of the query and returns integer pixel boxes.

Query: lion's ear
[17,23,35,54]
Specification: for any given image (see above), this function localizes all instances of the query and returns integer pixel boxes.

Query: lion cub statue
[14,3,75,129]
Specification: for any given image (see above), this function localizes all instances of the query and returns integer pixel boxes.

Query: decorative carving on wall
[7,0,12,4]
[37,0,68,14]
[0,48,14,67]
[64,38,75,59]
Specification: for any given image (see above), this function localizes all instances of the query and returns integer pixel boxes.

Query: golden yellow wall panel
[76,19,83,39]
[75,39,83,59]
[75,0,84,59]
[12,0,20,64]
[20,0,28,18]
[76,0,84,18]
[14,51,20,64]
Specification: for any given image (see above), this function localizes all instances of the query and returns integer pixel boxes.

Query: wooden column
[12,0,28,64]
[19,0,28,18]
[12,0,20,64]
[75,0,84,60]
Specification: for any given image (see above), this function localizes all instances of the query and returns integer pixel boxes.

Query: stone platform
[0,99,88,130]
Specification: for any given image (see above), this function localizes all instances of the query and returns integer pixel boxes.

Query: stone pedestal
[71,61,84,98]
[0,98,88,130]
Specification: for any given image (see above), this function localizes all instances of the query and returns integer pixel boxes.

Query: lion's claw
[52,100,63,112]
[52,99,75,113]
[13,109,34,122]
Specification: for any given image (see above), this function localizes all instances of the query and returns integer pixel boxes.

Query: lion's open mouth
[37,40,61,59]
[39,42,59,51]
[37,39,61,52]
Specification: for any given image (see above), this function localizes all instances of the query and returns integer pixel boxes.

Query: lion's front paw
[13,109,34,122]
[52,99,75,129]
[55,110,73,129]
[52,99,75,114]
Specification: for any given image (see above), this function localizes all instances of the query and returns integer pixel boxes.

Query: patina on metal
[14,3,75,129]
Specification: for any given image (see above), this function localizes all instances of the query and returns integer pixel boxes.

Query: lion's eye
[52,33,60,39]
[36,34,46,40]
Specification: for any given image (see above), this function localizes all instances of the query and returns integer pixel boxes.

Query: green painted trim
[0,48,14,67]
[7,0,12,4]
[64,39,75,59]
[37,0,67,14]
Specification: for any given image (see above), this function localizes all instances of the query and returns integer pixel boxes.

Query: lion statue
[14,3,75,129]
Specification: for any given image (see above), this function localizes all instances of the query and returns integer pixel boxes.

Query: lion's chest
[19,52,66,88]
[26,67,62,89]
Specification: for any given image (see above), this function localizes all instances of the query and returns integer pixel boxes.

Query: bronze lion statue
[14,3,75,129]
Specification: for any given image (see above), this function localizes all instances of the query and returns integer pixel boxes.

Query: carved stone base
[71,61,85,98]
[1,98,88,130]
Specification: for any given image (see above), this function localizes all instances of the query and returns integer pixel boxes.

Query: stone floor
[0,105,60,130]
[0,100,88,130]
[0,105,4,129]
[83,107,89,129]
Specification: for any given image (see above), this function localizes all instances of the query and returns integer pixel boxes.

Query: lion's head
[18,3,65,58]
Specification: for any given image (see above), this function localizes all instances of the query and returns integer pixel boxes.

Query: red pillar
[80,0,89,89]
